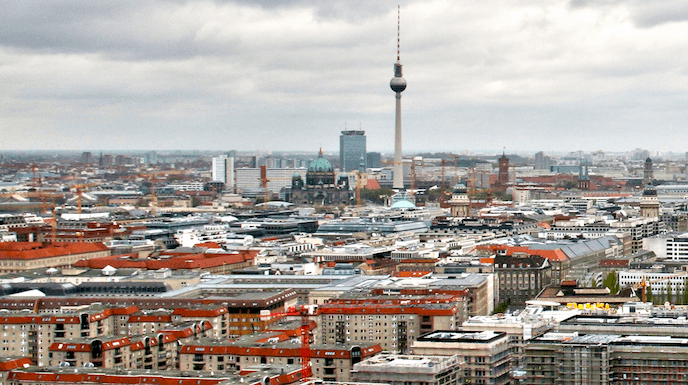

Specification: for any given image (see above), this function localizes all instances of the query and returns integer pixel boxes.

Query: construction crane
[356,171,362,208]
[409,157,425,200]
[259,165,270,204]
[440,159,446,208]
[261,306,313,380]
[448,154,460,186]
[138,170,187,216]
[632,271,688,303]
[71,183,100,215]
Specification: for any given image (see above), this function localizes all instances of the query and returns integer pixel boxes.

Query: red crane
[259,165,270,204]
[261,306,313,380]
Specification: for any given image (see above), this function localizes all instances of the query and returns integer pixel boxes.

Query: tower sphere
[390,77,407,93]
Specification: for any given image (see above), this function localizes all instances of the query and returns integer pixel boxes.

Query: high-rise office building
[339,130,366,172]
[211,155,234,191]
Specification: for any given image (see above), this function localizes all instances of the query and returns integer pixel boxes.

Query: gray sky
[2,0,688,154]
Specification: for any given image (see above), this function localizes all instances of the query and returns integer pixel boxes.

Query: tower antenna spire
[397,5,400,62]
[390,5,407,191]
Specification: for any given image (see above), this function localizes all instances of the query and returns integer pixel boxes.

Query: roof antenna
[397,5,401,62]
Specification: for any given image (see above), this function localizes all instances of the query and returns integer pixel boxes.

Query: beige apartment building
[318,302,462,353]
[179,332,382,383]
[412,330,511,385]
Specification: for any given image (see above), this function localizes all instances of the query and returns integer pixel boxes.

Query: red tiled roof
[49,337,131,352]
[318,303,459,316]
[0,316,80,325]
[128,315,172,323]
[172,307,227,317]
[6,371,232,385]
[396,259,436,264]
[194,242,222,249]
[599,259,630,267]
[0,357,31,371]
[365,179,381,189]
[475,244,569,262]
[0,242,108,260]
[392,271,431,278]
[74,249,257,270]
[180,344,381,359]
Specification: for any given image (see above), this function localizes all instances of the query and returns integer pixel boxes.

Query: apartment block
[6,364,303,385]
[525,332,688,384]
[412,331,511,385]
[318,301,463,354]
[352,353,464,385]
[179,331,382,382]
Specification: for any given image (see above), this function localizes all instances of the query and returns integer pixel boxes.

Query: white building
[235,167,307,195]
[644,233,688,261]
[174,224,253,248]
[211,155,235,191]
[618,270,688,297]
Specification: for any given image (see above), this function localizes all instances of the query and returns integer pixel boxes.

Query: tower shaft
[393,93,403,189]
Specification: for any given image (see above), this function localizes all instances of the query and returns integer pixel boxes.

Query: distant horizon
[0,147,685,159]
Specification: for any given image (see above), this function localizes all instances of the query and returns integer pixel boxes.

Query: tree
[603,271,620,295]
[667,282,674,304]
[360,188,393,205]
[646,284,653,304]
[683,278,688,306]
[492,299,510,315]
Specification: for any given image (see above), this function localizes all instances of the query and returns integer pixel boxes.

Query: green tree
[603,271,620,295]
[683,278,688,305]
[667,282,674,304]
[492,299,510,315]
[360,188,394,205]
[646,284,653,304]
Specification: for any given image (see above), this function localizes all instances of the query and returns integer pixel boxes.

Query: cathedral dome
[453,183,467,193]
[643,184,657,196]
[308,150,333,172]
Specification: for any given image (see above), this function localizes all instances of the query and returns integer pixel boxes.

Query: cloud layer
[2,0,688,153]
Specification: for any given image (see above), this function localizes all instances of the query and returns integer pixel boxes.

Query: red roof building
[0,242,110,273]
[73,249,257,273]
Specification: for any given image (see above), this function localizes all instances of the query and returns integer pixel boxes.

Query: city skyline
[3,1,688,153]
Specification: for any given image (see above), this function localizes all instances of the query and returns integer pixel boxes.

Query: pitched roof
[599,259,630,267]
[0,242,108,260]
[74,250,257,270]
[476,244,569,262]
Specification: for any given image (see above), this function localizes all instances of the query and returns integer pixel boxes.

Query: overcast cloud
[2,0,688,154]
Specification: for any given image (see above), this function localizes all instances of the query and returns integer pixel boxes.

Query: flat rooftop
[354,354,462,374]
[417,330,506,343]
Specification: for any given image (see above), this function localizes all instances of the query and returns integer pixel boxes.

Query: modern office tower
[390,6,407,190]
[211,155,234,191]
[80,152,93,164]
[339,130,366,172]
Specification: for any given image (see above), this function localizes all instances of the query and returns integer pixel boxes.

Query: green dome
[309,151,333,172]
[453,183,467,193]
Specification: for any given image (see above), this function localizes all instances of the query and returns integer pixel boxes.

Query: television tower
[390,5,407,190]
